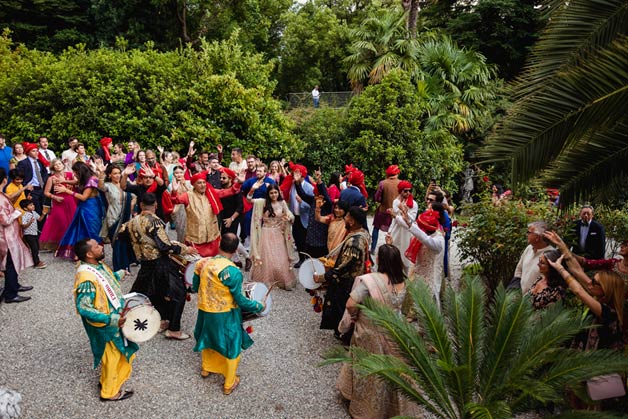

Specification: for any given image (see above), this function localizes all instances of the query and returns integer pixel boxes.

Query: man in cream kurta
[171,171,243,257]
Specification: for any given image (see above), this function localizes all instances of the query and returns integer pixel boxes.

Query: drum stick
[262,282,278,303]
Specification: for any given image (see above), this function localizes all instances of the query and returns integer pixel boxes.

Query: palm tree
[324,276,628,418]
[479,0,628,205]
[344,8,424,90]
[415,37,500,137]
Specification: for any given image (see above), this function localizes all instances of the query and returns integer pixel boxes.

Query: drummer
[191,233,265,395]
[121,193,198,340]
[73,238,137,401]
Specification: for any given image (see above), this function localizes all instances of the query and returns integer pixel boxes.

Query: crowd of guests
[0,133,626,413]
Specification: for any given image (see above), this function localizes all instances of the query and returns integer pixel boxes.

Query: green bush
[0,30,301,158]
[344,69,465,193]
[457,190,572,293]
[593,204,628,258]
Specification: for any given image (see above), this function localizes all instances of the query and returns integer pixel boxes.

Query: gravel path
[0,244,351,419]
[0,221,469,419]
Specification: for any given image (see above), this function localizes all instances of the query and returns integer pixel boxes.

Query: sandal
[200,370,210,378]
[158,320,170,333]
[223,376,240,395]
[164,330,191,340]
[100,390,134,402]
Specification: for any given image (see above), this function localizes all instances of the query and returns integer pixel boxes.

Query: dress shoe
[4,295,31,303]
[18,285,34,292]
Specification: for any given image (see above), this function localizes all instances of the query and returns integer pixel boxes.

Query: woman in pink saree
[336,243,421,419]
[39,158,77,250]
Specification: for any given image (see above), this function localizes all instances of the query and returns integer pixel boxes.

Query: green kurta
[74,263,139,368]
[192,256,263,359]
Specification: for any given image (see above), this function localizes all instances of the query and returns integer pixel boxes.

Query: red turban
[397,180,414,208]
[100,137,112,162]
[281,162,309,201]
[404,208,441,263]
[397,180,412,193]
[220,167,236,179]
[348,169,368,198]
[417,209,440,233]
[191,171,208,184]
[345,164,356,175]
[23,142,38,154]
[386,165,400,176]
[288,161,307,177]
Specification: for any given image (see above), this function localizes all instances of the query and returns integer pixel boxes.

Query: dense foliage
[0,31,301,158]
[456,190,572,292]
[324,276,628,418]
[480,0,628,206]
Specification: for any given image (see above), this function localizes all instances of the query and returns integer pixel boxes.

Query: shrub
[0,31,301,158]
[457,190,572,293]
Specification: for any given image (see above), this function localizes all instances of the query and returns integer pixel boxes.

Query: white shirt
[39,149,56,173]
[229,160,247,174]
[312,88,320,99]
[514,244,554,294]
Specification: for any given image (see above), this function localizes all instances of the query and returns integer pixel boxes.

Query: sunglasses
[402,189,411,193]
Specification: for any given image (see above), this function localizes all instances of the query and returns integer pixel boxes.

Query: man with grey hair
[572,205,605,260]
[508,221,554,293]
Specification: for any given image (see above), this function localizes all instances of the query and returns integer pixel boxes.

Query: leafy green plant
[324,276,628,419]
[594,204,628,258]
[0,31,300,158]
[456,190,572,293]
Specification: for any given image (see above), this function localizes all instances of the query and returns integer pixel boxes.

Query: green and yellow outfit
[73,262,138,399]
[192,255,263,390]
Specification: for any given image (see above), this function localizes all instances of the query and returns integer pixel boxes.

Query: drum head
[298,258,325,290]
[244,282,272,317]
[184,261,198,287]
[122,305,161,343]
[123,292,151,309]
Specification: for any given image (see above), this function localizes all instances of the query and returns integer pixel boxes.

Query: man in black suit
[17,142,49,215]
[573,205,606,259]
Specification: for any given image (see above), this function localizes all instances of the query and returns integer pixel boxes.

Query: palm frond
[443,275,486,409]
[479,286,532,401]
[359,297,458,418]
[479,0,628,204]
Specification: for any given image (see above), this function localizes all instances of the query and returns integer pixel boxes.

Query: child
[19,199,47,268]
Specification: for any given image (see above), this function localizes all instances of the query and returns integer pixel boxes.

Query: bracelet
[564,275,574,285]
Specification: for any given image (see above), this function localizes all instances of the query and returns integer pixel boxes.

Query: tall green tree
[0,0,91,50]
[276,1,351,96]
[324,276,628,418]
[479,0,628,205]
[421,0,544,80]
[344,69,464,192]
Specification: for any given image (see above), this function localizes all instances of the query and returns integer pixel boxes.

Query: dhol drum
[121,293,161,343]
[169,254,201,287]
[298,258,326,290]
[242,282,272,321]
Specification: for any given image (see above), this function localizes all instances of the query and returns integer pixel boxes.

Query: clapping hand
[235,171,245,184]
[157,145,164,155]
[170,178,180,192]
[123,164,136,176]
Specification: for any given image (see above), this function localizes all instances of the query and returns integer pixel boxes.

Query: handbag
[586,373,626,401]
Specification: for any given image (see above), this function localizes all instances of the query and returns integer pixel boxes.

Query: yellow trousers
[201,348,240,389]
[100,341,135,399]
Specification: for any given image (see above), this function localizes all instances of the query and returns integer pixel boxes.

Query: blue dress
[56,177,104,259]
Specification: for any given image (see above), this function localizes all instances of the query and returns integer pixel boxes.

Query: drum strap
[77,265,121,310]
